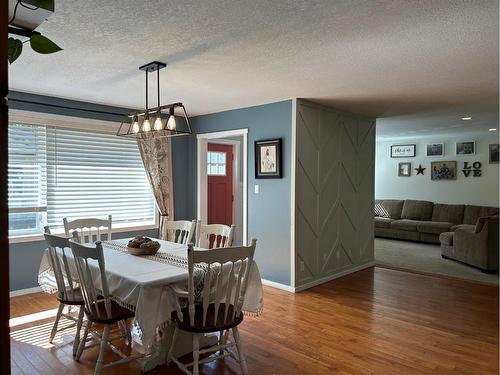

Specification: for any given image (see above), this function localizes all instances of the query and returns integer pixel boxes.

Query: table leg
[140,326,218,372]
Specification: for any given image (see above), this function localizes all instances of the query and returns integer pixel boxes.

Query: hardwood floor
[10,266,499,374]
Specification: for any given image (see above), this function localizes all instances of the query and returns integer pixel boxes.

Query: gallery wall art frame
[489,143,499,164]
[426,143,444,157]
[255,138,282,179]
[455,141,475,155]
[431,161,457,181]
[398,162,412,177]
[390,144,416,158]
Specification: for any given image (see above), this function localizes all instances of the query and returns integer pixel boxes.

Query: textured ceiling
[8,0,499,135]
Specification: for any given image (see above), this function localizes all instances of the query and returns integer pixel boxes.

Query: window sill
[9,223,159,244]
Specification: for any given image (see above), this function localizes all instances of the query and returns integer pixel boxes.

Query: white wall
[376,133,499,207]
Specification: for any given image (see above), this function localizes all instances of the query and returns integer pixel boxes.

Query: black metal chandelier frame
[116,61,192,139]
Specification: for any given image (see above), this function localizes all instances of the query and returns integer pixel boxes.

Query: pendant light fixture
[116,61,192,139]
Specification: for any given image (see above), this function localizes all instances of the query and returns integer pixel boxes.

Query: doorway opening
[197,129,248,246]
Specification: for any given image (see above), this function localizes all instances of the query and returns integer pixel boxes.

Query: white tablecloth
[38,238,264,349]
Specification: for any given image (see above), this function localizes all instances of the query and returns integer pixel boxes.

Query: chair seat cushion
[57,287,85,305]
[390,219,424,232]
[417,221,453,234]
[172,303,243,333]
[450,224,475,231]
[439,232,454,246]
[374,217,393,229]
[85,300,135,324]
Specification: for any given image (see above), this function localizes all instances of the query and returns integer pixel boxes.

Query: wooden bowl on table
[127,236,161,256]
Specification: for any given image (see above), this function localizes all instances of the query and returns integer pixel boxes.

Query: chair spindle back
[69,240,112,319]
[185,239,256,327]
[196,222,235,249]
[64,215,112,243]
[165,220,196,244]
[44,229,79,301]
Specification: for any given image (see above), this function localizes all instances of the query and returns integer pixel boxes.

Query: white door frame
[197,129,248,245]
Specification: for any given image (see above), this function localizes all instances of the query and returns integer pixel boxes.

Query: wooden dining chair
[44,228,85,356]
[69,240,143,375]
[196,221,235,249]
[167,239,257,375]
[165,219,197,244]
[63,215,112,243]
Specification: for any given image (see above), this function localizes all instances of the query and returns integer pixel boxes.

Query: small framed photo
[426,143,444,157]
[391,144,416,158]
[431,161,457,180]
[490,143,499,164]
[456,141,475,155]
[398,162,412,177]
[255,138,282,178]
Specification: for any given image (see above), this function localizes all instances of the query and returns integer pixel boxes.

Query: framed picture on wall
[456,141,475,155]
[426,143,444,157]
[390,144,416,158]
[431,161,457,180]
[489,143,499,164]
[255,138,282,178]
[398,162,412,177]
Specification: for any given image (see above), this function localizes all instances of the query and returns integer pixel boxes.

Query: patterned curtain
[137,137,174,240]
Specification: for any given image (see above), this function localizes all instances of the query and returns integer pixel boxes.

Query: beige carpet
[375,238,499,284]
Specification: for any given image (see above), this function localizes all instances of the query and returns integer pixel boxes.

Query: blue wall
[8,92,293,289]
[10,228,158,291]
[184,100,293,285]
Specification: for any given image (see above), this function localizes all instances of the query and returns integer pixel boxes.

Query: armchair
[450,215,499,273]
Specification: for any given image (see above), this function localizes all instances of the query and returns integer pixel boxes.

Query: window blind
[46,127,156,228]
[8,123,47,236]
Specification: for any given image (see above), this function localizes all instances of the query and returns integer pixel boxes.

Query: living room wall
[376,133,499,207]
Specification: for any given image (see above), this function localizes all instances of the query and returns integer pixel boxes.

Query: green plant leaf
[30,34,62,54]
[31,0,54,10]
[8,38,23,64]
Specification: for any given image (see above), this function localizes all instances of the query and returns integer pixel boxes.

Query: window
[207,151,226,176]
[8,124,47,236]
[8,122,156,237]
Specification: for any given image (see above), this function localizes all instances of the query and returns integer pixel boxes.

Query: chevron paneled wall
[295,100,375,288]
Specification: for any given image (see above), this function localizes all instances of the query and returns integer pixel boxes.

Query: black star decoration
[415,164,426,175]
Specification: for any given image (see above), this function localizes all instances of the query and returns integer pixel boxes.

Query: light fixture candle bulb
[142,118,151,132]
[132,117,140,133]
[154,116,163,131]
[166,115,176,130]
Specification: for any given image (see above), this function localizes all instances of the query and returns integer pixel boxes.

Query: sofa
[375,199,499,272]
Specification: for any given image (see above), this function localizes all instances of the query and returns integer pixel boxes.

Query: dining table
[38,237,264,372]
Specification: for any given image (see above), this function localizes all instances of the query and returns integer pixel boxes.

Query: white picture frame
[456,141,475,155]
[426,143,444,157]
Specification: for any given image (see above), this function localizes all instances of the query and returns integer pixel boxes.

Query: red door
[207,143,233,226]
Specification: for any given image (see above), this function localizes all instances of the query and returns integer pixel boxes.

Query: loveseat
[375,199,499,272]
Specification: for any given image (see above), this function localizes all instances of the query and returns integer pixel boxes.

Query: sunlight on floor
[10,318,76,349]
[10,308,59,328]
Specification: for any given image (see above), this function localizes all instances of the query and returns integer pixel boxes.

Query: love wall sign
[462,161,482,177]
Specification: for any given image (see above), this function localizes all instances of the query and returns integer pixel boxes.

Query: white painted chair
[44,228,85,356]
[165,219,196,244]
[196,221,235,249]
[168,239,257,375]
[70,240,143,375]
[63,215,112,243]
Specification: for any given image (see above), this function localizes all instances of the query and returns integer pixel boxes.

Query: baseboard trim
[295,261,376,292]
[261,278,295,293]
[9,286,42,297]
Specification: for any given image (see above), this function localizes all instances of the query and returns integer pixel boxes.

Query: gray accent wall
[185,100,293,285]
[294,99,375,288]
